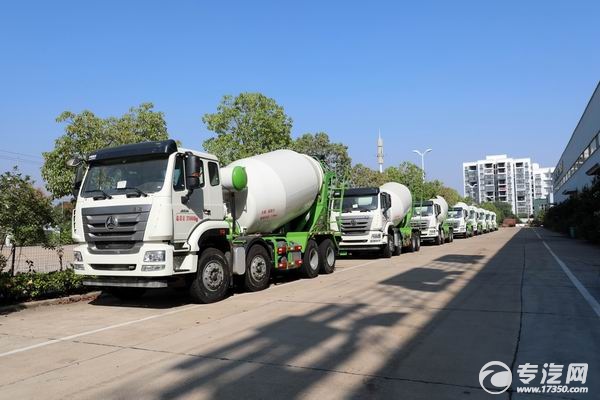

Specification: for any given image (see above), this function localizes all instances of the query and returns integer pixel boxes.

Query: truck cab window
[208,162,220,186]
[173,155,185,191]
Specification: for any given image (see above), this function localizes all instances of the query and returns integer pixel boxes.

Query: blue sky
[1,0,599,192]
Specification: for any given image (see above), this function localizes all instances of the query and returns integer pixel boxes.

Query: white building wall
[553,82,600,204]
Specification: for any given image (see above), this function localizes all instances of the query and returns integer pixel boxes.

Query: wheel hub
[250,256,267,281]
[203,261,224,291]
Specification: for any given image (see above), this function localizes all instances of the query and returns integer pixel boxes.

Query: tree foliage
[0,168,54,274]
[545,178,600,243]
[42,103,169,198]
[202,93,293,165]
[292,132,351,181]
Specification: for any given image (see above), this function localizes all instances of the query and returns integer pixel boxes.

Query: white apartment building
[463,155,540,217]
[532,163,555,202]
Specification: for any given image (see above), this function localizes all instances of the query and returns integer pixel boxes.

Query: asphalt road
[0,228,598,399]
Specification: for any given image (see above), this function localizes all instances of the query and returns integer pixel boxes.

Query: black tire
[105,287,146,301]
[189,248,230,304]
[407,234,417,252]
[434,231,442,246]
[300,239,320,278]
[415,234,421,251]
[318,238,336,274]
[448,230,454,243]
[244,244,271,292]
[393,236,402,256]
[381,234,393,258]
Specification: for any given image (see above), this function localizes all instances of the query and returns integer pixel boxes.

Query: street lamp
[412,148,432,208]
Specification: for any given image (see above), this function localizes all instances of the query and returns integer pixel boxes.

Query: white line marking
[0,259,381,358]
[0,304,202,358]
[533,229,600,318]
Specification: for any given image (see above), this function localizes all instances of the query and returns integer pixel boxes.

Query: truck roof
[341,187,380,196]
[88,140,219,163]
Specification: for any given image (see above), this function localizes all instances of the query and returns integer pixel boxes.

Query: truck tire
[318,239,336,274]
[244,244,271,292]
[106,287,146,301]
[434,231,442,246]
[300,239,320,278]
[448,230,454,243]
[407,234,417,252]
[381,235,393,258]
[190,248,230,303]
[393,238,402,256]
[415,234,421,251]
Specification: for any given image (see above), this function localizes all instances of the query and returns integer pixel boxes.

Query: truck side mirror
[72,164,85,198]
[182,155,203,204]
[185,155,203,189]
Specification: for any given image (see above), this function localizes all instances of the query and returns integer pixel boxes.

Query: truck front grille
[82,204,151,254]
[340,216,371,235]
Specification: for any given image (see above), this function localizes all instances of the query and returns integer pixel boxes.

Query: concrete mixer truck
[467,205,482,235]
[69,140,343,303]
[411,196,453,245]
[490,212,498,231]
[335,182,420,258]
[477,207,488,233]
[447,202,473,238]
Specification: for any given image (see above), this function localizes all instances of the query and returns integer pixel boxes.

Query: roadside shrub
[545,178,600,244]
[0,269,85,305]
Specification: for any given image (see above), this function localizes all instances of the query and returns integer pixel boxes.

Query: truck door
[171,153,204,242]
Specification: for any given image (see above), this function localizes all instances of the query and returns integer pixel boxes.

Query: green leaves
[0,168,54,249]
[202,93,293,165]
[42,103,169,198]
[0,269,84,304]
[292,132,351,180]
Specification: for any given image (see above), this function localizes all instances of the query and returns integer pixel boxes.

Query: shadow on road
[108,230,538,399]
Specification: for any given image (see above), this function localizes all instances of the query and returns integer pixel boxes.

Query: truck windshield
[82,156,169,198]
[342,195,378,212]
[448,210,462,218]
[414,205,434,216]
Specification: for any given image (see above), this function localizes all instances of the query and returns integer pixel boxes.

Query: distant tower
[377,130,384,173]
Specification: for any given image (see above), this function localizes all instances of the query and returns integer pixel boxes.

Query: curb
[0,291,102,314]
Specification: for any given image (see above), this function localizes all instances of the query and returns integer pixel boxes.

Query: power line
[0,149,43,161]
[0,155,43,165]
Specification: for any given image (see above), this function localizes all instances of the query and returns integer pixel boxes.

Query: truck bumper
[418,228,439,240]
[72,243,196,285]
[339,232,387,251]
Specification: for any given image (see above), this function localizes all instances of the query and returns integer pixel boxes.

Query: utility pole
[413,148,432,208]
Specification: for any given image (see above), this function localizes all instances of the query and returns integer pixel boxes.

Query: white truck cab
[71,140,230,294]
[447,202,471,238]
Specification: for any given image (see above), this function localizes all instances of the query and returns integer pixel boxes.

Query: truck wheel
[448,230,454,243]
[393,239,402,256]
[381,235,393,258]
[435,231,442,246]
[300,239,320,278]
[407,234,417,252]
[318,239,336,274]
[106,287,146,301]
[190,248,230,303]
[415,234,421,251]
[244,244,271,292]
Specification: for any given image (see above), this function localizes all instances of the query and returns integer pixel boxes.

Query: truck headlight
[74,251,83,262]
[73,263,84,270]
[143,250,166,262]
[371,233,381,239]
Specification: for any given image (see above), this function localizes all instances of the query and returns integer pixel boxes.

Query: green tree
[0,168,54,275]
[383,162,423,193]
[202,93,293,165]
[42,103,169,198]
[349,164,387,187]
[292,132,351,181]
